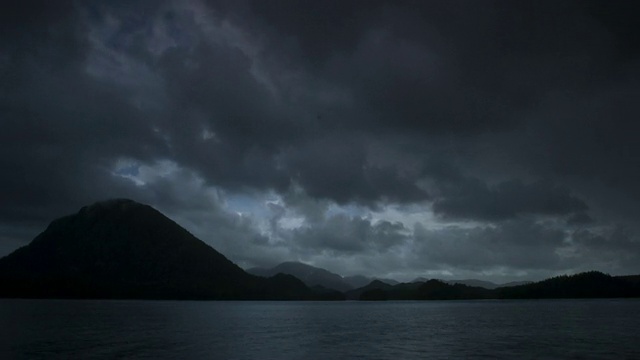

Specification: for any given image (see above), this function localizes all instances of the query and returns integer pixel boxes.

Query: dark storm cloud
[5,0,637,209]
[519,83,640,200]
[283,135,428,206]
[1,0,640,279]
[242,0,367,67]
[566,212,595,226]
[232,0,635,135]
[0,56,168,222]
[197,0,640,213]
[1,0,84,63]
[0,0,173,229]
[78,1,431,206]
[432,176,588,221]
[153,40,294,191]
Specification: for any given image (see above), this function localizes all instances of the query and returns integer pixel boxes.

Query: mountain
[345,280,395,300]
[496,271,640,299]
[0,199,317,300]
[343,275,371,289]
[446,279,500,289]
[353,271,640,300]
[415,280,493,300]
[413,277,532,289]
[248,261,353,292]
[344,275,399,288]
[349,279,490,300]
[248,262,400,292]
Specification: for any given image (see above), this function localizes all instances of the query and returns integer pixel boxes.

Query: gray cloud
[432,177,588,221]
[1,0,639,281]
[291,214,408,255]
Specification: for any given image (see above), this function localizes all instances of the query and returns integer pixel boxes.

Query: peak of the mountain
[344,275,399,288]
[344,279,395,300]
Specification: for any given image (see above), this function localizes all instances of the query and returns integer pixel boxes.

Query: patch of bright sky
[111,158,180,187]
[201,128,217,141]
[225,192,306,236]
[326,202,365,219]
[369,203,484,232]
[224,192,279,240]
[112,158,144,185]
[278,217,305,230]
[225,192,272,218]
[141,160,180,179]
[112,158,139,176]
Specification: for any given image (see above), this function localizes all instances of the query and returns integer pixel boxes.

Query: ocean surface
[1,299,638,359]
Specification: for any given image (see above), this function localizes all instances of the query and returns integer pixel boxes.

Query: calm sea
[1,299,638,359]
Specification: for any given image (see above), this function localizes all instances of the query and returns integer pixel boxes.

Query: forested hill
[353,272,640,300]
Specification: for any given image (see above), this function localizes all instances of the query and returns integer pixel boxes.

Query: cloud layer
[1,0,639,281]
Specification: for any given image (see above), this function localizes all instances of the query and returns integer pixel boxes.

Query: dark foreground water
[1,299,639,359]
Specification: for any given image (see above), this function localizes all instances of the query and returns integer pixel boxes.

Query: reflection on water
[1,299,639,359]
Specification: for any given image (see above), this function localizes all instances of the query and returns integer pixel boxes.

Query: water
[1,299,638,359]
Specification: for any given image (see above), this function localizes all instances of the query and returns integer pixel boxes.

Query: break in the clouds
[1,0,640,282]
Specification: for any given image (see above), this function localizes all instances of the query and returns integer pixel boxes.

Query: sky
[1,0,640,283]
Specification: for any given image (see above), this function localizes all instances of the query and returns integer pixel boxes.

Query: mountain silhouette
[345,279,395,300]
[412,277,531,289]
[248,262,400,292]
[446,279,501,289]
[344,275,399,288]
[248,261,353,292]
[0,199,316,300]
[497,271,640,299]
[350,272,640,300]
[342,275,372,289]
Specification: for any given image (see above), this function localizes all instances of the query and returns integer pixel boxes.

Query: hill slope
[0,199,313,300]
[248,261,354,292]
[497,271,640,299]
[350,272,640,300]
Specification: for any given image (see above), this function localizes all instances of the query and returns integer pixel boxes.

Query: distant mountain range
[1,199,638,301]
[248,262,354,292]
[248,264,528,293]
[412,277,532,290]
[247,262,398,292]
[351,272,640,300]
